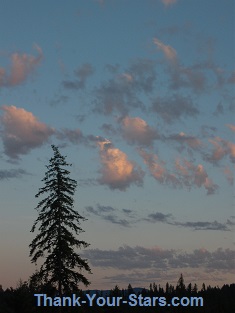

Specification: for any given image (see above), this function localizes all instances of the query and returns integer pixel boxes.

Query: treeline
[0,276,234,313]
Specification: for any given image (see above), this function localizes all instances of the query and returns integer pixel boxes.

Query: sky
[0,0,234,291]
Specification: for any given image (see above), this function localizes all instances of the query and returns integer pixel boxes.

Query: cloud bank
[83,245,235,272]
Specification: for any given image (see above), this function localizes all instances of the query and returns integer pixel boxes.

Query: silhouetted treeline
[0,277,234,313]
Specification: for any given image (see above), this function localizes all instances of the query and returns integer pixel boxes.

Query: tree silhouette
[29,145,91,296]
[176,273,186,292]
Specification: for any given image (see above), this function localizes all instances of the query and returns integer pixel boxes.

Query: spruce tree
[29,145,91,295]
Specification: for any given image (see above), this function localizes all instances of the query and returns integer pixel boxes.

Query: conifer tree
[29,145,91,295]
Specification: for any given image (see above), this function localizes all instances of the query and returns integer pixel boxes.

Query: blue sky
[0,0,234,290]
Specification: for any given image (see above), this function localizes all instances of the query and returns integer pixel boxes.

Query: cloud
[84,245,173,270]
[85,204,232,231]
[173,220,231,231]
[139,149,218,194]
[100,123,117,136]
[226,124,235,132]
[166,132,202,150]
[85,204,131,227]
[55,128,85,145]
[223,166,234,185]
[0,169,29,180]
[83,245,235,272]
[228,71,235,84]
[0,105,54,159]
[214,103,224,115]
[169,65,207,93]
[63,63,94,90]
[0,45,43,87]
[94,75,140,115]
[94,59,157,115]
[206,137,228,163]
[151,94,199,123]
[146,212,173,223]
[153,38,177,63]
[139,149,181,186]
[50,94,69,107]
[167,58,231,94]
[127,59,157,93]
[144,211,231,231]
[205,137,235,164]
[161,0,178,7]
[121,116,159,146]
[175,160,218,195]
[97,139,144,190]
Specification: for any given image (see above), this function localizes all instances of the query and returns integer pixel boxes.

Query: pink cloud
[153,38,177,63]
[207,137,228,162]
[97,139,144,190]
[139,149,218,194]
[226,124,235,132]
[161,0,178,7]
[228,71,235,84]
[223,166,234,185]
[207,137,235,163]
[176,160,218,195]
[0,45,43,87]
[139,149,181,186]
[0,105,54,158]
[121,116,158,146]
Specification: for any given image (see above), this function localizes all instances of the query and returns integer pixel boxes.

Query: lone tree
[29,145,91,295]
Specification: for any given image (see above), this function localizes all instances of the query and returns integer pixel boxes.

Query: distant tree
[29,145,91,296]
[127,283,134,295]
[165,282,169,294]
[201,282,206,292]
[153,282,158,293]
[111,285,121,296]
[193,283,198,293]
[187,282,192,293]
[176,273,186,292]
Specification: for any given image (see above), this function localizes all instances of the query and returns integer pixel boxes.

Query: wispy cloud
[151,94,199,123]
[85,204,132,227]
[85,203,232,232]
[166,132,202,151]
[139,149,218,194]
[55,128,85,145]
[63,63,95,90]
[97,139,144,190]
[0,45,43,87]
[161,0,178,7]
[145,212,231,231]
[169,65,207,93]
[227,124,235,132]
[153,38,177,63]
[145,212,173,223]
[176,160,218,195]
[139,149,178,186]
[153,37,227,94]
[0,105,54,159]
[205,137,235,164]
[228,71,235,84]
[0,169,29,180]
[172,220,231,231]
[94,59,157,115]
[223,166,234,185]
